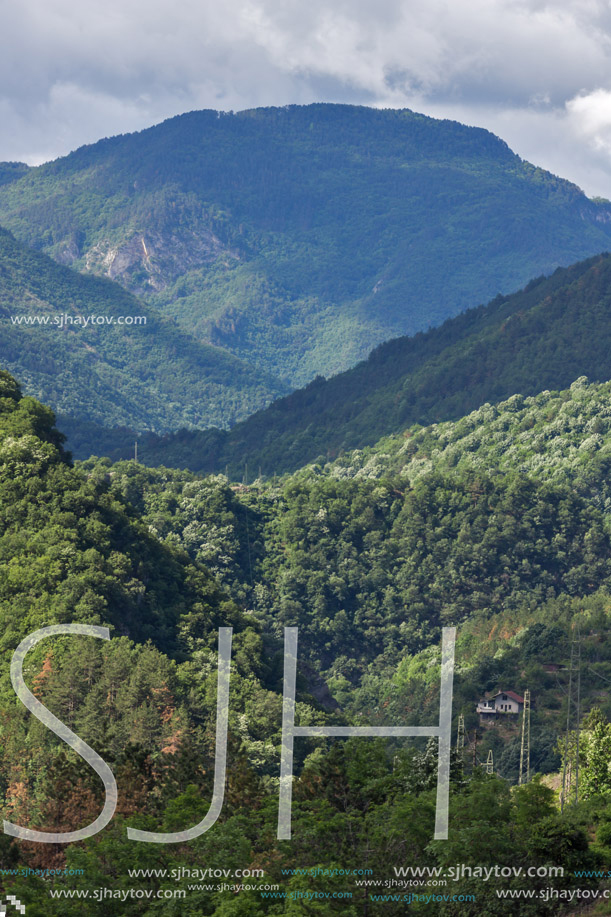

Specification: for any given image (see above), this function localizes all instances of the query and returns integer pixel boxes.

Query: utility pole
[456,714,465,755]
[134,441,138,463]
[519,689,531,785]
[456,715,465,775]
[472,730,478,770]
[561,626,582,811]
[485,749,494,775]
[561,639,574,813]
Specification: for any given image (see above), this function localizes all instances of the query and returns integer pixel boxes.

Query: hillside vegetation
[2,104,611,388]
[109,251,611,476]
[1,370,611,912]
[0,228,286,435]
[328,376,611,486]
[77,374,611,867]
[87,375,611,680]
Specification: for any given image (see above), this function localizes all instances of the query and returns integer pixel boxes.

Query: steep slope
[0,369,248,654]
[118,252,611,475]
[0,228,287,435]
[2,104,611,385]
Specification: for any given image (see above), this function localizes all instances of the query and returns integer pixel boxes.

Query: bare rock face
[83,227,239,295]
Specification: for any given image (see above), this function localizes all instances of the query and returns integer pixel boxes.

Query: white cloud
[3,0,611,194]
[566,89,611,154]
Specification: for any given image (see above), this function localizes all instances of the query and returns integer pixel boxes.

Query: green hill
[83,374,611,782]
[0,227,287,436]
[119,252,611,476]
[2,104,611,387]
[2,369,611,911]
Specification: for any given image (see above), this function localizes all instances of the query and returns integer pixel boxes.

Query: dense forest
[2,104,611,389]
[0,227,286,434]
[101,251,611,476]
[2,367,611,913]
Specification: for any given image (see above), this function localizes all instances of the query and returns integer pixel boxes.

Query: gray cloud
[2,0,611,194]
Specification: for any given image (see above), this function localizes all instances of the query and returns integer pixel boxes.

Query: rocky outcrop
[83,227,239,295]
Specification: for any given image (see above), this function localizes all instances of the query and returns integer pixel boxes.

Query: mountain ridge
[3,103,611,387]
[97,251,611,475]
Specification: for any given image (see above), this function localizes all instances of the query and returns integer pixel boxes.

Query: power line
[588,666,611,685]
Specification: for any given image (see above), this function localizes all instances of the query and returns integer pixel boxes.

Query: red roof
[493,690,524,705]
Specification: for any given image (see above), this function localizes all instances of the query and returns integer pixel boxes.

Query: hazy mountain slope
[2,104,611,385]
[116,252,611,475]
[0,228,287,435]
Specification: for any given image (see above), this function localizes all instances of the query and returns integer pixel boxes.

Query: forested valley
[2,368,611,913]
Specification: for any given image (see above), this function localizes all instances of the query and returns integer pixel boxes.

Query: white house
[477,691,524,723]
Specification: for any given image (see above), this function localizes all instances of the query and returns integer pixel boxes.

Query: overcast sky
[3,0,611,196]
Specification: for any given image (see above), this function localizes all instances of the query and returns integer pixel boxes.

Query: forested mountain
[5,106,611,911]
[0,227,286,434]
[80,373,611,795]
[2,104,611,388]
[85,376,611,685]
[119,252,611,476]
[2,368,611,913]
